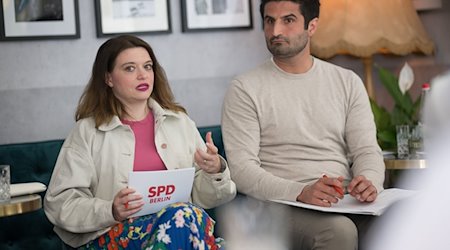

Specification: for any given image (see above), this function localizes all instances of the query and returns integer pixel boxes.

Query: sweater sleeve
[222,79,305,202]
[345,73,385,193]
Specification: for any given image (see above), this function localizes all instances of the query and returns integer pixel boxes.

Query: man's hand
[347,175,377,203]
[297,176,344,207]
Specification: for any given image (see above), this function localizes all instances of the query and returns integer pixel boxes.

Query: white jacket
[44,99,236,247]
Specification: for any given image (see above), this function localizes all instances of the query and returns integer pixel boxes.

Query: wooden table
[384,158,427,170]
[0,194,42,217]
[383,158,427,188]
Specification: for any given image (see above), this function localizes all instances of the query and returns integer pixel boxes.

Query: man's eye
[265,18,274,25]
[285,18,294,24]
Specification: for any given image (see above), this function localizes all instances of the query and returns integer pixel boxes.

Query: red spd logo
[147,185,175,203]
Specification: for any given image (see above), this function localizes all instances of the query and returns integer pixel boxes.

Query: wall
[1,0,449,145]
[0,0,269,144]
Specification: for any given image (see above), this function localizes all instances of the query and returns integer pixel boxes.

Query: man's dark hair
[260,0,320,29]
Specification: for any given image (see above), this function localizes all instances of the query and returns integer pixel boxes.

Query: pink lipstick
[136,83,149,91]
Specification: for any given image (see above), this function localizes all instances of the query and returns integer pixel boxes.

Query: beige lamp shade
[311,0,435,58]
[310,0,435,99]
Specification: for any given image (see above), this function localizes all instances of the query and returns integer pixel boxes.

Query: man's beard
[266,32,309,58]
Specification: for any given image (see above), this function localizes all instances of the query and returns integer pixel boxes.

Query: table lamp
[311,0,435,100]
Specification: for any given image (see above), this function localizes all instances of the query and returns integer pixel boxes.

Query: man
[221,0,385,249]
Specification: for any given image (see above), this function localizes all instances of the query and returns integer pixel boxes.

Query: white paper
[128,168,195,217]
[271,188,416,216]
[10,182,47,197]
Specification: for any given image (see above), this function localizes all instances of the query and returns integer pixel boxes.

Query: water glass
[396,125,410,159]
[0,165,11,203]
[409,124,424,159]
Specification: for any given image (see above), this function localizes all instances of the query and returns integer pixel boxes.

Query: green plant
[370,65,422,150]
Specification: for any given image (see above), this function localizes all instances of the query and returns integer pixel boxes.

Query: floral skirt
[80,202,224,250]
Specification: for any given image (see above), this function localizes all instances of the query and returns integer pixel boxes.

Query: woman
[44,35,236,249]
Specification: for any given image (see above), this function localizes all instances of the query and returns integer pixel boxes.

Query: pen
[322,174,344,196]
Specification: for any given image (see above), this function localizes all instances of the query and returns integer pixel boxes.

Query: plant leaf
[370,99,395,149]
[377,66,414,114]
[371,65,421,150]
[398,62,414,95]
[412,96,422,123]
[391,105,413,125]
[377,130,396,150]
[370,100,390,129]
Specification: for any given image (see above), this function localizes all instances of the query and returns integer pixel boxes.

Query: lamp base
[363,57,375,100]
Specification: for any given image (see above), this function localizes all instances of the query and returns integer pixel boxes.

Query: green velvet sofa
[0,125,225,250]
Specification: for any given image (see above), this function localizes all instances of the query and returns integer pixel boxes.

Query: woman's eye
[145,64,153,70]
[124,66,135,72]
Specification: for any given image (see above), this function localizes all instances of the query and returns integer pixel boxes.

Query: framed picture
[181,0,252,32]
[0,0,80,41]
[94,0,171,37]
[413,0,442,10]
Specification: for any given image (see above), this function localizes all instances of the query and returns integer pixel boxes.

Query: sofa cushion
[0,140,64,184]
[0,126,225,249]
[0,209,63,250]
[197,125,226,159]
[0,140,64,250]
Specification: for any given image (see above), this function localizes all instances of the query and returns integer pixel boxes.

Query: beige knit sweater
[222,57,384,202]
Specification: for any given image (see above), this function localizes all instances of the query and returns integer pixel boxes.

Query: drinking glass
[396,125,410,159]
[0,165,11,203]
[409,124,424,159]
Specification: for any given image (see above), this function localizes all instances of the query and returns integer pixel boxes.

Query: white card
[128,168,195,217]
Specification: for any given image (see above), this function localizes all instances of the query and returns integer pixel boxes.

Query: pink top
[121,111,166,171]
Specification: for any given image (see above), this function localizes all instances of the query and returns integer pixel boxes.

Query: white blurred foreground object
[218,196,290,250]
[366,71,450,250]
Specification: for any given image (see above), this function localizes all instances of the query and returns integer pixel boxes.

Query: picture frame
[181,0,252,32]
[413,0,442,10]
[94,0,171,37]
[0,0,80,41]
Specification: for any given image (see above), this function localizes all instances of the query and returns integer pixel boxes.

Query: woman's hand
[194,131,222,174]
[112,187,144,221]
